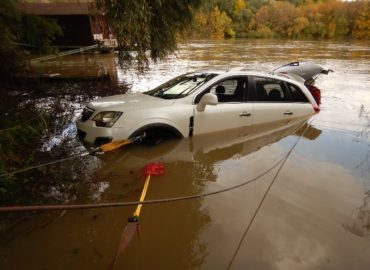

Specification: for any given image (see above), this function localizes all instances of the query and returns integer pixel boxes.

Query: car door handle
[239,112,251,117]
[284,111,293,115]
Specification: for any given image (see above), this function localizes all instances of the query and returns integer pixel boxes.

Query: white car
[76,62,330,146]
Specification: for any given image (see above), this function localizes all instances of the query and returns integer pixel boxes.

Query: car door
[284,82,316,118]
[193,76,253,135]
[250,76,294,126]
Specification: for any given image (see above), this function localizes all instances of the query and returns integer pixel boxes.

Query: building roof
[18,2,97,16]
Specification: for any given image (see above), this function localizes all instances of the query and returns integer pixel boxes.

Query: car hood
[88,93,174,111]
[274,62,333,82]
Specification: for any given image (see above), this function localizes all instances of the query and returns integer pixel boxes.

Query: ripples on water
[1,39,370,270]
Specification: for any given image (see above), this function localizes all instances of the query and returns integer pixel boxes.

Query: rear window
[253,77,288,102]
[287,83,309,103]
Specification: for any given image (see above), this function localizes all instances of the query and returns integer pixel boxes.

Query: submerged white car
[76,62,330,146]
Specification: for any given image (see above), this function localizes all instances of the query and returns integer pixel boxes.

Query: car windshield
[144,73,217,99]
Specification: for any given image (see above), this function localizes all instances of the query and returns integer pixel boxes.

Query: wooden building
[19,2,117,49]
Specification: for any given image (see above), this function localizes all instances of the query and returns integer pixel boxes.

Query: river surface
[1,39,370,270]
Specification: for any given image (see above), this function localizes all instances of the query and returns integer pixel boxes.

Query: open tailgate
[274,62,333,83]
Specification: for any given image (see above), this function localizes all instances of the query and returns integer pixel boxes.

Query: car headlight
[92,111,123,127]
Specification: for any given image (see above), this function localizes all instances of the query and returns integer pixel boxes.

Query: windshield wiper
[179,78,192,85]
[171,81,204,99]
[151,88,166,97]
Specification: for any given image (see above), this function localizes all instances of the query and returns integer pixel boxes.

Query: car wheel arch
[129,123,184,144]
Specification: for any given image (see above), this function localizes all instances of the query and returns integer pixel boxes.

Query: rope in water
[0,119,312,213]
[0,112,45,133]
[0,136,141,178]
[0,152,92,178]
[225,118,313,270]
[0,150,287,213]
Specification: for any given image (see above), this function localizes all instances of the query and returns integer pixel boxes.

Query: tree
[0,0,62,79]
[292,16,309,38]
[20,14,62,54]
[318,0,348,38]
[231,0,255,37]
[208,6,235,38]
[353,8,370,40]
[246,0,269,12]
[255,1,298,38]
[97,0,201,72]
[233,0,246,17]
[0,0,27,79]
[283,0,305,7]
[192,5,235,39]
[301,1,326,38]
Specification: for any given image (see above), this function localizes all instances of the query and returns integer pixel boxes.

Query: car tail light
[313,103,320,113]
[308,85,321,105]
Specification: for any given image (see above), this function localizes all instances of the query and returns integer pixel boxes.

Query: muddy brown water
[1,39,370,269]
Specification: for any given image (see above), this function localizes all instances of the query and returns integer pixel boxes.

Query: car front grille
[80,107,94,122]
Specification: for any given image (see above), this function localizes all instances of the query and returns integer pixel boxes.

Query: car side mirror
[196,93,218,112]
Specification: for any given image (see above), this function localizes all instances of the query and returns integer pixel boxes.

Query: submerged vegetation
[0,80,126,205]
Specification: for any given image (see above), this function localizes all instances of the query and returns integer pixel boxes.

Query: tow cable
[0,133,146,178]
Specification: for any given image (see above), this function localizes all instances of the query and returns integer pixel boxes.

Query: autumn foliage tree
[192,0,369,40]
[193,6,234,38]
[353,5,370,39]
[255,1,299,38]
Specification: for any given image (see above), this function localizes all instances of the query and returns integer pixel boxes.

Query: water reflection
[343,191,370,237]
[32,53,118,83]
[0,118,321,270]
[97,117,318,186]
[223,158,370,270]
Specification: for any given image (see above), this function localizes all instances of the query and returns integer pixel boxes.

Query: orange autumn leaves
[192,0,369,40]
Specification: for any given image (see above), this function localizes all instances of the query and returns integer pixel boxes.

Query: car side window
[287,83,309,103]
[253,77,288,102]
[208,77,248,103]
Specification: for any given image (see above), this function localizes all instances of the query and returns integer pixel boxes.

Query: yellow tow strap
[133,175,151,217]
[99,139,132,153]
